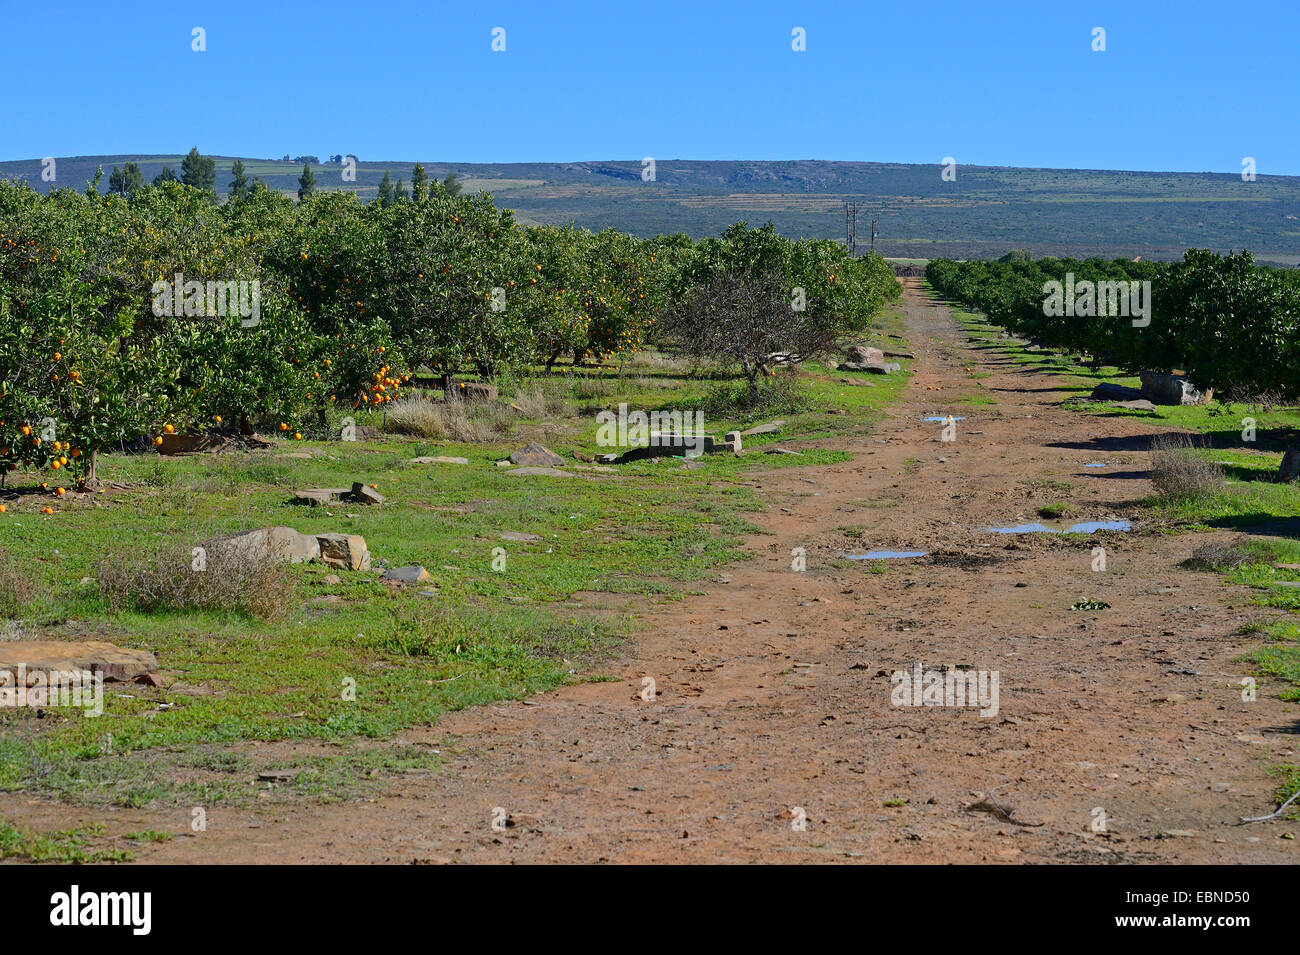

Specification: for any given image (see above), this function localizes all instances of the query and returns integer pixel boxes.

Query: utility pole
[870,219,877,252]
[843,201,857,255]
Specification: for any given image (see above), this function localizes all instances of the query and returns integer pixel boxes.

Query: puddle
[989,520,1131,535]
[1084,462,1107,468]
[1065,520,1131,533]
[847,553,930,561]
[920,416,966,422]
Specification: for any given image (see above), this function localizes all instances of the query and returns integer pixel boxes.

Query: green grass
[0,819,132,863]
[0,350,911,814]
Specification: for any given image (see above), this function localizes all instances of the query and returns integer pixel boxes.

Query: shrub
[382,398,508,442]
[1149,433,1225,501]
[1181,540,1248,570]
[97,542,290,619]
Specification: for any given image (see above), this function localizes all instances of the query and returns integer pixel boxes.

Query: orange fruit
[0,505,6,513]
[40,506,52,514]
[163,424,175,434]
[55,487,65,496]
[154,436,163,446]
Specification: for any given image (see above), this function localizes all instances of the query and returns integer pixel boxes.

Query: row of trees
[0,176,900,483]
[107,150,465,206]
[927,252,1300,401]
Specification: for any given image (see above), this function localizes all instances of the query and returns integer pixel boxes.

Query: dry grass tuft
[98,542,291,619]
[1149,433,1224,501]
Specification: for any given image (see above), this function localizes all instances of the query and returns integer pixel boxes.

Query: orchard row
[0,178,900,480]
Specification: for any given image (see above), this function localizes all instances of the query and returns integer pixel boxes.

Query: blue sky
[3,0,1297,175]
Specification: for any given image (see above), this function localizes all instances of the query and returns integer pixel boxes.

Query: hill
[2,154,1297,263]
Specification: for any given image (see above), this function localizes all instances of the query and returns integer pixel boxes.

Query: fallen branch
[1240,788,1300,824]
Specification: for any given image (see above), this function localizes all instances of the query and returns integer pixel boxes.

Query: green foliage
[180,147,216,195]
[927,251,1300,399]
[228,159,249,201]
[297,163,316,202]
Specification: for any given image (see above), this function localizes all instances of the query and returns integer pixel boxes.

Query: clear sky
[3,0,1297,175]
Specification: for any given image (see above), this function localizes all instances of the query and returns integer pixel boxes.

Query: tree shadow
[1205,513,1300,538]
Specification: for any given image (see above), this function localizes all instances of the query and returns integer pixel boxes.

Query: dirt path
[21,279,1300,863]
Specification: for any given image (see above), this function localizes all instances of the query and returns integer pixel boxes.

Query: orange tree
[0,181,177,483]
[260,190,402,424]
[514,224,585,372]
[365,187,525,389]
[104,182,317,439]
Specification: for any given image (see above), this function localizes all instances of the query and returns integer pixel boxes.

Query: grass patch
[0,350,910,808]
[0,819,132,863]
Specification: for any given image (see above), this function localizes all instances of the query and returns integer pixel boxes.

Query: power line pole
[870,218,877,253]
[843,201,857,255]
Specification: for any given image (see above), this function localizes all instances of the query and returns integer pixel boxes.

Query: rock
[0,640,157,683]
[294,488,349,506]
[315,533,371,571]
[204,526,320,565]
[417,588,438,598]
[454,381,499,401]
[1279,448,1300,484]
[382,565,431,584]
[257,769,298,783]
[1139,371,1213,406]
[840,377,876,387]
[500,532,543,542]
[278,452,314,460]
[703,435,738,455]
[350,482,385,505]
[135,672,166,687]
[509,442,566,467]
[1113,399,1158,412]
[505,466,575,478]
[765,447,802,455]
[839,360,899,374]
[1090,382,1144,402]
[156,433,226,455]
[845,344,886,365]
[725,431,743,453]
[409,456,468,465]
[740,421,784,437]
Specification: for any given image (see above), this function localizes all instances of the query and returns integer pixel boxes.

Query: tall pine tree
[297,162,316,201]
[411,163,429,202]
[229,159,249,200]
[376,171,394,207]
[181,147,216,194]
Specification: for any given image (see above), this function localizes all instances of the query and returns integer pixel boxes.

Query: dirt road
[27,279,1300,863]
